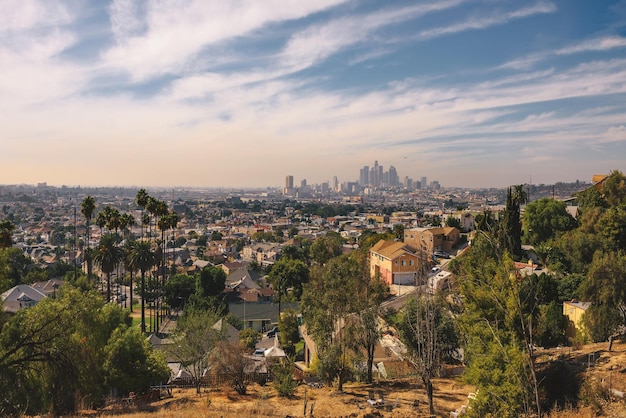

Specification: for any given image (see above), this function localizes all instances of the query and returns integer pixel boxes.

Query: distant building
[563,300,591,342]
[403,227,460,255]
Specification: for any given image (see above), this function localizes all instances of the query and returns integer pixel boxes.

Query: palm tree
[81,196,96,277]
[0,219,15,248]
[104,206,121,238]
[122,240,138,312]
[145,196,160,239]
[135,189,149,238]
[93,233,123,302]
[95,211,107,235]
[119,213,136,241]
[129,240,157,333]
[512,184,529,207]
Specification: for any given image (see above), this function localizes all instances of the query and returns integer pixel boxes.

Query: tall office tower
[421,176,427,189]
[286,175,294,189]
[373,160,380,186]
[378,164,383,186]
[301,179,307,188]
[333,176,339,191]
[430,180,440,190]
[404,176,413,189]
[388,165,398,186]
[381,171,389,185]
[370,167,377,186]
[360,166,369,186]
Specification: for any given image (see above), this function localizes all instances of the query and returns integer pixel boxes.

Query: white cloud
[0,0,72,33]
[418,2,556,39]
[556,36,626,55]
[101,0,350,81]
[601,125,626,143]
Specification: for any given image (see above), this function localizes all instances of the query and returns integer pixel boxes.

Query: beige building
[403,226,460,255]
[369,240,425,286]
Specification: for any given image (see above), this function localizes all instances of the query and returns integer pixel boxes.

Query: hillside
[70,341,626,418]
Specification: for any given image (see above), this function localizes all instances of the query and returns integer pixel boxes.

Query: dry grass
[75,378,474,418]
[72,341,626,417]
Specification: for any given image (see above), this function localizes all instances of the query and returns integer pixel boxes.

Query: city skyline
[1,1,625,189]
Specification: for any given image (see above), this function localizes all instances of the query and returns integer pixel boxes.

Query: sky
[1,0,625,190]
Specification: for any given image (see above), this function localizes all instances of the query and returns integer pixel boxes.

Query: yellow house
[369,240,424,286]
[563,300,590,341]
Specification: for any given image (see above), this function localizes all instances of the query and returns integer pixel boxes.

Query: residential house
[31,278,64,298]
[456,212,475,232]
[220,261,246,276]
[403,226,460,255]
[242,242,282,267]
[369,239,424,286]
[564,300,591,342]
[1,284,47,313]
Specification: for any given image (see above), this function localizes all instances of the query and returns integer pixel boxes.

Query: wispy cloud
[418,2,556,39]
[556,36,626,55]
[101,0,350,81]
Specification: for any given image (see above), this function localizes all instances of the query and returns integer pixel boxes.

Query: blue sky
[1,0,625,189]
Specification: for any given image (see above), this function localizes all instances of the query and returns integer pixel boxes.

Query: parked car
[266,326,279,338]
[430,267,441,276]
[253,348,265,356]
[433,250,450,259]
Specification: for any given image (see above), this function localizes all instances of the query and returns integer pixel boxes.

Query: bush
[272,361,297,397]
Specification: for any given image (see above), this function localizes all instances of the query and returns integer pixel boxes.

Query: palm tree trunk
[140,272,146,333]
[107,272,111,302]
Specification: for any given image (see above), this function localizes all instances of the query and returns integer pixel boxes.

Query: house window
[410,260,414,266]
[395,260,398,265]
[401,260,406,266]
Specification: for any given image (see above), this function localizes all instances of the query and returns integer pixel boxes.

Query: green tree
[239,327,261,352]
[536,301,567,348]
[0,219,15,248]
[278,308,301,356]
[309,232,344,265]
[301,255,360,391]
[0,287,161,415]
[164,273,196,309]
[580,251,626,344]
[445,216,461,230]
[601,169,626,207]
[197,265,226,297]
[392,223,405,241]
[0,247,32,292]
[268,258,309,313]
[93,233,123,302]
[457,233,541,417]
[522,198,576,245]
[168,307,222,395]
[498,185,526,259]
[596,205,626,251]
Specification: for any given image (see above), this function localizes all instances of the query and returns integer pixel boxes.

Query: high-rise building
[372,160,380,186]
[333,176,339,191]
[388,165,398,186]
[286,175,294,189]
[421,176,427,189]
[360,166,369,186]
